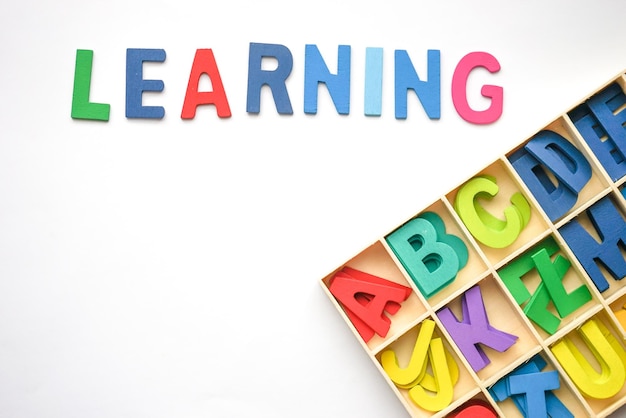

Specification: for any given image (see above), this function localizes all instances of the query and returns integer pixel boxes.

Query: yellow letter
[551,318,626,399]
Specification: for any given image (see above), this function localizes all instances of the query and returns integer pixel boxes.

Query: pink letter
[452,52,503,124]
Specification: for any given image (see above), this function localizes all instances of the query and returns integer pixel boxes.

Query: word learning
[70,43,503,123]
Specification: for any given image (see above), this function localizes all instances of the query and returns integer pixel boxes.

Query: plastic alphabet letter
[511,150,578,221]
[408,337,454,412]
[418,347,459,392]
[559,197,626,292]
[569,83,626,181]
[510,151,577,222]
[490,357,545,403]
[304,44,351,115]
[489,355,573,418]
[497,237,560,304]
[530,249,591,318]
[364,47,383,116]
[510,130,591,221]
[71,49,110,121]
[336,269,411,342]
[381,318,459,411]
[523,281,561,335]
[437,285,518,372]
[246,42,293,114]
[342,266,410,315]
[524,130,592,195]
[394,49,440,120]
[454,175,531,248]
[125,48,166,119]
[181,49,231,119]
[451,402,497,418]
[596,318,626,367]
[551,318,626,399]
[328,267,411,341]
[386,212,468,298]
[508,371,560,418]
[381,319,435,388]
[497,238,590,334]
[451,51,503,124]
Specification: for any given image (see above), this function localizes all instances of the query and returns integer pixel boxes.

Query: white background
[2,0,626,417]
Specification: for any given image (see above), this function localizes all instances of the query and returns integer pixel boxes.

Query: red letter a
[181,49,231,119]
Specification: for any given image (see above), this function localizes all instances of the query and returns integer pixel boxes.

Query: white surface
[2,0,626,417]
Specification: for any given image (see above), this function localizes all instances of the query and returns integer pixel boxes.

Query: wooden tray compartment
[434,275,541,383]
[495,234,602,341]
[556,193,626,301]
[383,199,490,310]
[321,240,428,353]
[506,116,612,225]
[566,78,626,186]
[549,311,626,417]
[374,317,478,417]
[445,159,551,268]
[488,351,590,418]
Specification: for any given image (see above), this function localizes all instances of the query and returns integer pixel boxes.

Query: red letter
[451,403,497,418]
[328,267,411,341]
[181,49,231,119]
[451,52,503,124]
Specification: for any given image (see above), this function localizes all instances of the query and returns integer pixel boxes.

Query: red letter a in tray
[329,266,412,342]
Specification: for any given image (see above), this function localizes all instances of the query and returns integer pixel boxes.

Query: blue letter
[364,47,383,116]
[246,43,293,114]
[569,83,626,181]
[394,49,440,120]
[125,48,166,119]
[559,197,626,292]
[510,130,592,221]
[304,44,351,115]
